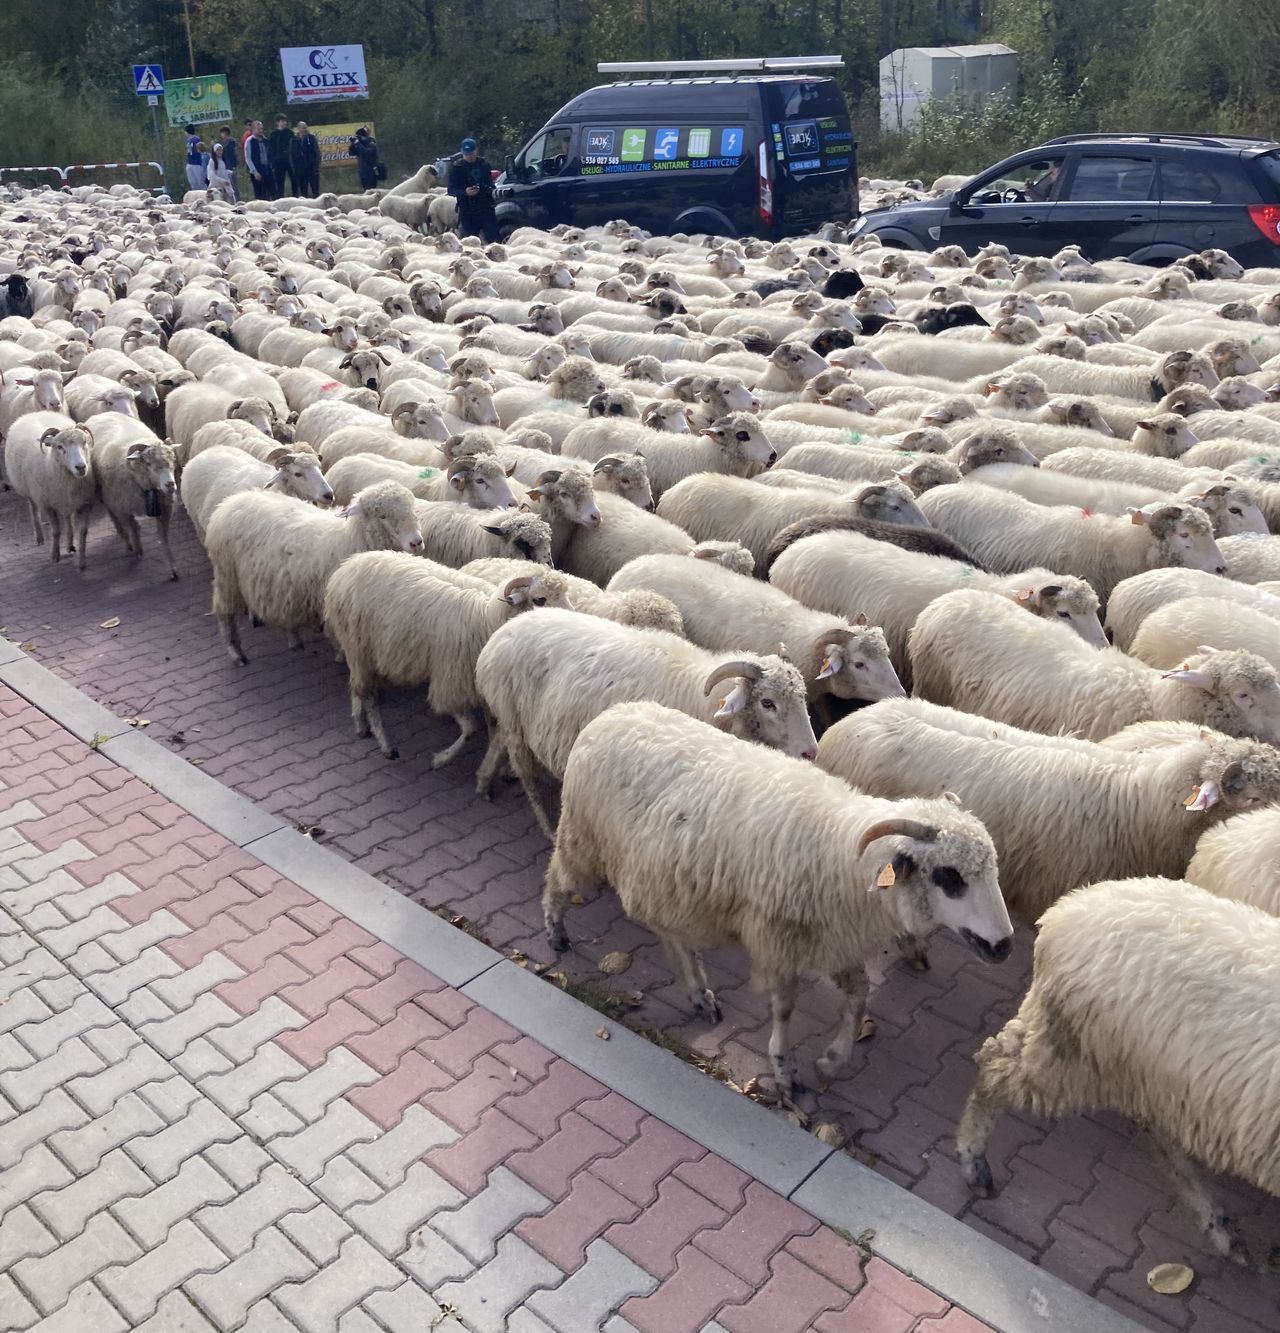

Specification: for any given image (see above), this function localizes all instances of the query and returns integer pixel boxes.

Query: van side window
[516,128,574,180]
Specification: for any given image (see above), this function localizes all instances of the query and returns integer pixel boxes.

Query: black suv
[853,133,1280,266]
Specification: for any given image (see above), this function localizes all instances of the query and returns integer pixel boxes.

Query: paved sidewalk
[0,683,996,1332]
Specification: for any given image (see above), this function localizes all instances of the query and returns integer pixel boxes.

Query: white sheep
[205,480,423,663]
[473,610,817,836]
[955,877,1280,1261]
[656,474,928,575]
[415,502,553,568]
[917,487,1225,603]
[3,411,95,566]
[1185,806,1280,917]
[324,553,573,763]
[1106,567,1280,650]
[606,552,904,708]
[561,491,695,586]
[544,701,1013,1092]
[1219,532,1280,583]
[1129,597,1280,673]
[84,414,178,580]
[816,696,1280,921]
[180,445,334,543]
[328,453,515,510]
[165,384,275,456]
[462,557,683,634]
[769,530,1104,682]
[908,588,1280,743]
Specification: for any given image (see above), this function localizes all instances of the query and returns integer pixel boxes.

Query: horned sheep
[544,701,1013,1093]
[84,414,179,581]
[473,611,817,836]
[1105,566,1280,650]
[3,411,95,566]
[180,445,334,543]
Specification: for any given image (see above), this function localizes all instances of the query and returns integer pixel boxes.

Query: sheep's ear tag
[873,862,896,890]
[1015,589,1033,603]
[1184,782,1219,812]
[417,467,438,480]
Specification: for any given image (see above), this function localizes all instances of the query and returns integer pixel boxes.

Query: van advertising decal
[577,126,745,175]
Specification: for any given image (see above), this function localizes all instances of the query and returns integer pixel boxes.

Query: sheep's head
[547,357,606,404]
[811,618,904,703]
[976,255,1015,282]
[852,286,895,317]
[639,288,686,320]
[1158,661,1280,751]
[703,655,816,759]
[708,248,746,278]
[701,413,775,472]
[953,427,1039,473]
[479,510,554,564]
[1145,269,1192,300]
[498,568,573,610]
[1157,384,1215,419]
[440,430,498,462]
[586,388,639,420]
[929,245,968,268]
[1132,414,1198,458]
[845,479,929,527]
[524,344,568,380]
[984,372,1049,411]
[447,455,517,511]
[449,378,499,427]
[854,799,1012,965]
[988,315,1040,346]
[526,468,601,528]
[1211,376,1270,411]
[20,369,66,412]
[119,369,160,410]
[265,447,333,507]
[829,346,886,374]
[591,454,653,511]
[449,350,494,383]
[227,396,274,434]
[1013,576,1105,648]
[801,367,853,402]
[699,374,760,417]
[1204,338,1261,380]
[920,396,976,426]
[768,341,828,388]
[1012,257,1060,290]
[996,293,1043,324]
[38,424,91,477]
[1128,503,1224,575]
[690,540,755,576]
[123,440,176,498]
[521,303,565,336]
[1044,398,1113,434]
[594,277,632,303]
[821,383,876,414]
[894,455,962,494]
[1180,482,1269,537]
[622,354,665,385]
[343,480,422,553]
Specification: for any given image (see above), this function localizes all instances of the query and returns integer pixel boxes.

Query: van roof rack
[597,56,844,76]
[1044,132,1277,148]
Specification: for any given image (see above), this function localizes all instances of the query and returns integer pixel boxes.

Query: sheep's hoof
[384,746,400,761]
[961,1155,995,1198]
[546,920,569,953]
[695,988,721,1023]
[815,1051,848,1081]
[250,613,263,628]
[908,952,931,972]
[230,651,249,667]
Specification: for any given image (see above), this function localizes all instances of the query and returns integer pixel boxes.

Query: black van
[493,59,857,240]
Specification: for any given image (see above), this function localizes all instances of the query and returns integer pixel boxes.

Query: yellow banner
[311,122,376,170]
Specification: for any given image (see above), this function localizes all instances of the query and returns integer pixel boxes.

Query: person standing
[246,121,272,200]
[447,137,497,243]
[348,126,382,191]
[206,141,236,202]
[239,118,254,172]
[217,126,240,201]
[183,124,205,192]
[268,113,294,199]
[290,121,320,198]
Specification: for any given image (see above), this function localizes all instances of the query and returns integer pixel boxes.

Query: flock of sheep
[1,169,1278,1273]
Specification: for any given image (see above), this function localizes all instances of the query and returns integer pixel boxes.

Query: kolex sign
[280,45,369,103]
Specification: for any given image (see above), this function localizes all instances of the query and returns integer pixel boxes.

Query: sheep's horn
[856,819,937,856]
[592,456,624,472]
[445,460,471,478]
[501,575,532,595]
[534,470,562,485]
[702,660,762,694]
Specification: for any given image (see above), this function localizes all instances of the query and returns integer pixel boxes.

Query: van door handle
[1017,216,1040,228]
[1126,214,1151,224]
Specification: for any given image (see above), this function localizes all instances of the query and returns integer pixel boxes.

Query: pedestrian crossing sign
[133,65,165,96]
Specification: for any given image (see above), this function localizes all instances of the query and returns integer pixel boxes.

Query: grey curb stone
[241,826,502,989]
[99,731,287,848]
[793,1153,1142,1333]
[0,652,133,744]
[462,959,830,1200]
[5,640,1147,1333]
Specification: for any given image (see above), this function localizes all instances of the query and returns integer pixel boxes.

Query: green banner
[164,75,232,128]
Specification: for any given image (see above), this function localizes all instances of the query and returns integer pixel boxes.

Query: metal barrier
[0,164,69,187]
[64,161,167,193]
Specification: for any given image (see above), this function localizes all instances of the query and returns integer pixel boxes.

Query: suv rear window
[1251,151,1280,202]
[1160,158,1246,202]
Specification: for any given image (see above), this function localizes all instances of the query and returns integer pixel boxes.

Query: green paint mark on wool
[418,468,439,480]
[843,430,863,445]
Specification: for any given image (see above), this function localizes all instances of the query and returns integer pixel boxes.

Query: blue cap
[460,137,477,152]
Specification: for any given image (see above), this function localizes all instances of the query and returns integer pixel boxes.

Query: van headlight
[851,215,868,234]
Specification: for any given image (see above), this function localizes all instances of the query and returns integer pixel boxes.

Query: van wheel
[678,214,734,240]
[497,220,519,242]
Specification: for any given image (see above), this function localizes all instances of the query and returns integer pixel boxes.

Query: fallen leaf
[19,641,35,652]
[785,1107,809,1128]
[617,990,644,1008]
[190,758,205,766]
[741,1077,765,1098]
[545,970,568,989]
[124,717,150,728]
[569,893,584,905]
[100,616,120,629]
[598,950,632,976]
[595,1026,611,1041]
[1147,1263,1194,1295]
[814,1122,846,1148]
[858,1016,877,1041]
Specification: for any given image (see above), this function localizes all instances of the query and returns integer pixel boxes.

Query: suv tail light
[1247,204,1280,241]
[757,141,774,227]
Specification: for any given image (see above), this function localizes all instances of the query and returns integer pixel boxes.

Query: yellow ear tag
[819,657,832,674]
[875,862,896,888]
[1183,786,1201,808]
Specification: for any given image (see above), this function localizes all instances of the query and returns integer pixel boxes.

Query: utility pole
[182,0,196,76]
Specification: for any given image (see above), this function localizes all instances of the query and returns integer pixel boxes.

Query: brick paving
[2,493,1278,1331]
[0,683,982,1331]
